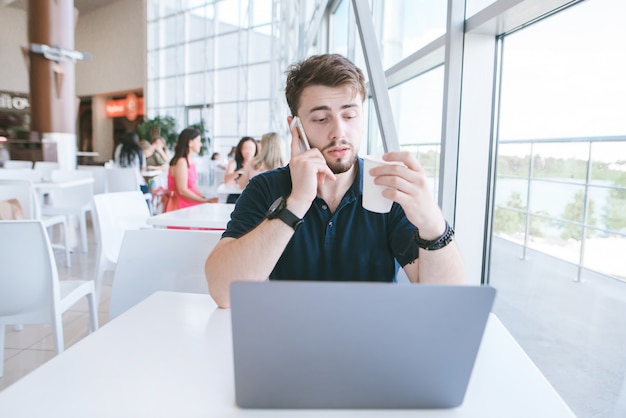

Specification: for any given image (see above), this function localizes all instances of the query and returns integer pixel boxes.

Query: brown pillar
[28,0,76,134]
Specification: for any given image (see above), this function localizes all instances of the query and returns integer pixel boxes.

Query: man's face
[297,85,364,174]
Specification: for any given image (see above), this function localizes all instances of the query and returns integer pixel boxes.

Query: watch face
[267,197,285,219]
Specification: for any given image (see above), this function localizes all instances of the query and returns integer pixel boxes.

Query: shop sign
[105,93,144,121]
[0,92,30,111]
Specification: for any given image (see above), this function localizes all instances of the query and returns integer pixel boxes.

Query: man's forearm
[205,219,296,307]
[404,241,466,285]
[416,242,466,284]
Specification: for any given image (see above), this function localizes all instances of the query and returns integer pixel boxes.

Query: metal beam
[351,0,399,152]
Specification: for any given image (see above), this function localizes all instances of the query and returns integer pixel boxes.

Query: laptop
[230,281,496,409]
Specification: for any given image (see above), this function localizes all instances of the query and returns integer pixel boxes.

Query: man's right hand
[287,117,335,217]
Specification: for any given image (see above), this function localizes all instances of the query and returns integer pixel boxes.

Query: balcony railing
[494,136,626,282]
[402,136,626,282]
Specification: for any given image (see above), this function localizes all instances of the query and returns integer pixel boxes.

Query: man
[205,54,465,308]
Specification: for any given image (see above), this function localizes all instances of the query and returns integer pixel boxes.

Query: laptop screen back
[230,281,496,409]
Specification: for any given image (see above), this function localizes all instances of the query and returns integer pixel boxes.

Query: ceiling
[4,0,116,14]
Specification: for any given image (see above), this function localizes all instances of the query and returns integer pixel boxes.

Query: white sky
[498,0,626,147]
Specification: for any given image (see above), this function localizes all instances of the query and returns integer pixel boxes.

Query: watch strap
[277,206,304,231]
[266,196,303,231]
[414,221,455,251]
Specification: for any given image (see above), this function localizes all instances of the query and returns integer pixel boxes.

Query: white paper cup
[362,155,403,213]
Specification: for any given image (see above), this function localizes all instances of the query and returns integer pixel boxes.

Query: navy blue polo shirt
[222,158,419,282]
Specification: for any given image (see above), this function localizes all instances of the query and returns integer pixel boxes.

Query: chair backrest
[109,228,222,319]
[0,220,58,323]
[78,165,107,194]
[48,169,94,208]
[92,191,152,264]
[0,179,38,219]
[33,161,59,181]
[105,167,140,193]
[214,167,226,186]
[3,160,33,169]
[194,155,211,195]
[0,168,41,181]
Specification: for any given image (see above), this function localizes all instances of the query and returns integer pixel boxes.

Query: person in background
[205,53,465,308]
[239,132,285,189]
[152,136,171,162]
[226,146,236,162]
[140,140,168,171]
[114,132,148,193]
[0,136,10,167]
[223,136,258,203]
[169,127,217,208]
[211,152,227,170]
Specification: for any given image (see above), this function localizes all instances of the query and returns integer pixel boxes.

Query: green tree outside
[560,189,597,240]
[494,191,526,234]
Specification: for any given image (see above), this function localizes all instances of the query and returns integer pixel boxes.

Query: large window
[146,0,291,157]
[490,0,626,415]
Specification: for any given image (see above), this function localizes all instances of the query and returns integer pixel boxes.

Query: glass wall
[146,0,300,157]
[490,0,626,415]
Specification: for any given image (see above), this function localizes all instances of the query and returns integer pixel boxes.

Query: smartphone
[290,116,310,152]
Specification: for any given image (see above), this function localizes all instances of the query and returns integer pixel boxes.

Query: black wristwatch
[266,196,303,231]
[413,221,455,251]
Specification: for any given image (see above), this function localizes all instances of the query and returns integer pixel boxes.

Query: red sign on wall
[105,93,144,121]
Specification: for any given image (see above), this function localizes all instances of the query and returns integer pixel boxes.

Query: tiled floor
[490,237,626,418]
[1,219,112,391]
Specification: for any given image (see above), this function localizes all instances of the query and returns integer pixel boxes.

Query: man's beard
[322,142,358,174]
[327,155,357,174]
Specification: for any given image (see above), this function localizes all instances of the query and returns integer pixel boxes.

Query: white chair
[92,191,152,302]
[194,155,212,196]
[0,179,71,267]
[105,166,153,213]
[78,165,106,195]
[0,168,41,181]
[33,161,59,181]
[0,220,98,378]
[109,228,222,319]
[104,167,142,193]
[41,169,94,253]
[2,160,33,169]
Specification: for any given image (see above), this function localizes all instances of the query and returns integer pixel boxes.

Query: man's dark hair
[284,54,367,116]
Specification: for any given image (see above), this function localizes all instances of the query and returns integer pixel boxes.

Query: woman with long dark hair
[168,127,216,208]
[114,131,148,192]
[224,136,258,184]
[223,136,258,203]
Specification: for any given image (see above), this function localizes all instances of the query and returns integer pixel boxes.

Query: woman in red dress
[168,128,216,209]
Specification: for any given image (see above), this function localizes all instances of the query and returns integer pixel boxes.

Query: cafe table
[0,291,575,417]
[142,169,163,180]
[147,202,234,230]
[216,182,242,202]
[142,169,165,192]
[33,176,94,191]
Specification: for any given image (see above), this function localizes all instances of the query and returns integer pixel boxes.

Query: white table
[142,169,164,180]
[33,177,94,190]
[147,202,234,229]
[0,292,575,417]
[216,182,242,202]
[216,183,242,195]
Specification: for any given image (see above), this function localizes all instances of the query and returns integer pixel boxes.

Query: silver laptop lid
[230,281,496,409]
